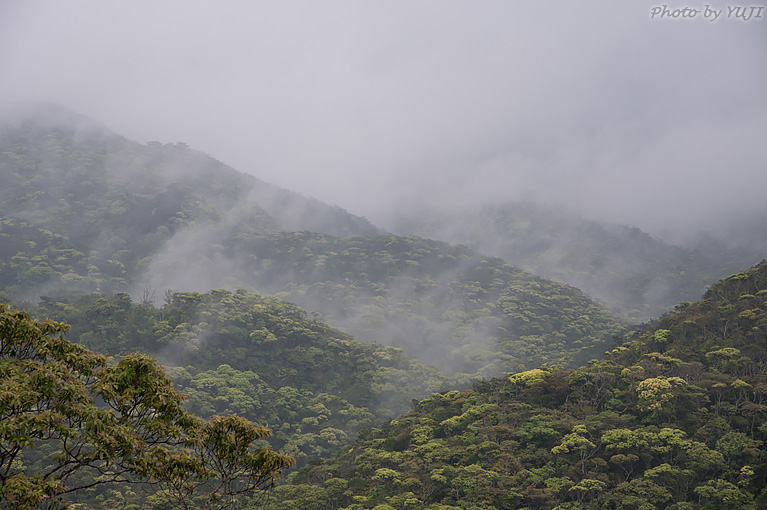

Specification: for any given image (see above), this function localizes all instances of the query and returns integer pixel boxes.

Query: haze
[1,1,765,242]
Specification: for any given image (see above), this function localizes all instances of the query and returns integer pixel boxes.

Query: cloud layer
[1,1,764,241]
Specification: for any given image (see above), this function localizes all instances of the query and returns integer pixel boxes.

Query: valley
[1,106,765,509]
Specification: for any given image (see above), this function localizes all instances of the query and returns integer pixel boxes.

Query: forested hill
[268,260,767,509]
[0,104,628,379]
[389,202,766,322]
[32,289,448,470]
[3,104,766,509]
[0,102,382,294]
[143,231,628,378]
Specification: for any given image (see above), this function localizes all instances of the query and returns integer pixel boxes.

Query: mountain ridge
[389,202,767,321]
[3,104,766,508]
[0,105,627,379]
[268,260,767,509]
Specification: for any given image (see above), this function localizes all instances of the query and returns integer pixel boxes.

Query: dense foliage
[0,108,628,379]
[30,289,448,468]
[6,105,765,509]
[270,261,767,509]
[0,104,380,298]
[0,217,91,296]
[0,302,293,509]
[390,202,766,322]
[150,231,627,378]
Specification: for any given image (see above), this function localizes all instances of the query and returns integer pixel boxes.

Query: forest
[1,106,766,508]
[266,262,767,509]
[0,108,628,379]
[389,202,766,322]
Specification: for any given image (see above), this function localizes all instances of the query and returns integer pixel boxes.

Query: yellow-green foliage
[267,262,767,510]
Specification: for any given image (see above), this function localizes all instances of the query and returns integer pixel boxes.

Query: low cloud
[1,1,764,247]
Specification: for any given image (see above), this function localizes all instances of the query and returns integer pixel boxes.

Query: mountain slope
[269,261,767,509]
[0,105,628,378]
[33,289,448,468]
[0,103,382,296]
[389,202,766,321]
[140,230,627,377]
[0,216,91,295]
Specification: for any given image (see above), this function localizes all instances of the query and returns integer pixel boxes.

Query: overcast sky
[1,1,765,241]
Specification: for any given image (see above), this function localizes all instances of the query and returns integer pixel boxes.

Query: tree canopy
[266,261,767,509]
[0,302,293,509]
[0,116,628,379]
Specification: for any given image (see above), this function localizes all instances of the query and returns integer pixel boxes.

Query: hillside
[3,105,765,509]
[389,202,766,322]
[0,103,382,297]
[269,261,767,509]
[33,289,447,469]
[142,231,628,378]
[0,105,628,379]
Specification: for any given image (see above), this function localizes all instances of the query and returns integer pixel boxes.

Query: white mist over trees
[0,2,764,245]
[1,3,766,506]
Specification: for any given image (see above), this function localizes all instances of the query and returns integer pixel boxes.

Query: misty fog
[1,1,764,246]
[1,1,765,366]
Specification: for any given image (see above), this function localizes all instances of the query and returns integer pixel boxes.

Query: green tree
[551,425,596,475]
[0,303,293,509]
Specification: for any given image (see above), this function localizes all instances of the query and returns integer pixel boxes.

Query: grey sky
[1,1,765,241]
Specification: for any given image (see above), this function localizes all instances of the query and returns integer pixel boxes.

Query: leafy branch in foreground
[0,302,293,509]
